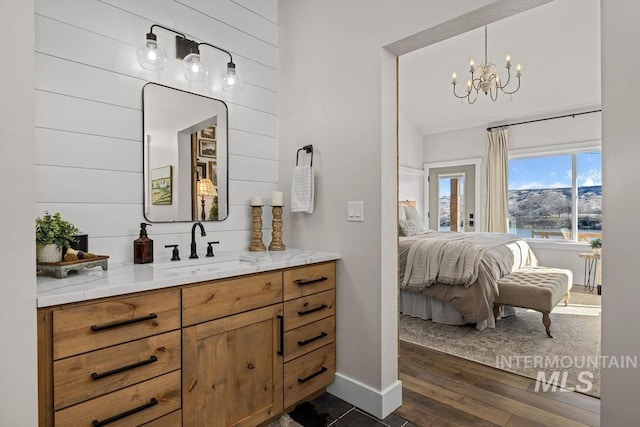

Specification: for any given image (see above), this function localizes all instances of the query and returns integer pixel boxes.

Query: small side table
[579,252,601,294]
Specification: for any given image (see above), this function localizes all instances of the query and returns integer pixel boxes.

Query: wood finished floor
[394,341,600,427]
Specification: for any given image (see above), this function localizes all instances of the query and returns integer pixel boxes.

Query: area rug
[265,402,328,427]
[265,414,303,427]
[399,290,601,397]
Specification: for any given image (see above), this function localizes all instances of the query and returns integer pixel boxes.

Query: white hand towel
[291,165,314,213]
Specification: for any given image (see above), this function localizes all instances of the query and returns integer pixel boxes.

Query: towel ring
[296,145,313,167]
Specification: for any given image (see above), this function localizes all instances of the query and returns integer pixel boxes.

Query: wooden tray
[37,256,109,279]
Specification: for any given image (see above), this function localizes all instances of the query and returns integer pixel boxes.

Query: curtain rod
[486,109,602,132]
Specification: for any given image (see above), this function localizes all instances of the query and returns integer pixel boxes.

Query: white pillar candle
[271,191,284,206]
[250,196,263,206]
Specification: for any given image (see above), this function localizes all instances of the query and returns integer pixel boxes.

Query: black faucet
[190,222,206,259]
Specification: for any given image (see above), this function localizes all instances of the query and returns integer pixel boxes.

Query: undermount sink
[150,254,260,275]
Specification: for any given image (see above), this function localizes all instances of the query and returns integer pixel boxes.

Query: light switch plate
[347,201,364,222]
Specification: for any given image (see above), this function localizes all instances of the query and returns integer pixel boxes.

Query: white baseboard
[326,373,403,419]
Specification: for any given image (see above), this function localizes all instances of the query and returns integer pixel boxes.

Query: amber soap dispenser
[134,222,153,264]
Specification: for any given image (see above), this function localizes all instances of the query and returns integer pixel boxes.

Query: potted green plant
[589,237,602,255]
[36,212,79,263]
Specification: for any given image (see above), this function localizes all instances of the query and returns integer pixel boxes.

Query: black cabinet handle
[298,304,328,316]
[92,397,158,426]
[298,366,328,384]
[277,315,284,356]
[298,332,328,347]
[294,277,328,286]
[91,313,158,332]
[91,355,158,380]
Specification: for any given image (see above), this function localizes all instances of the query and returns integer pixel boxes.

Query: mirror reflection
[143,83,228,222]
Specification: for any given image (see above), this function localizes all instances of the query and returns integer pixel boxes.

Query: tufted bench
[493,266,573,338]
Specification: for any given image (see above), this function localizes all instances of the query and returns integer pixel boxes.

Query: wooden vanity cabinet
[282,262,337,409]
[182,304,284,426]
[38,289,182,426]
[181,272,284,427]
[39,261,337,427]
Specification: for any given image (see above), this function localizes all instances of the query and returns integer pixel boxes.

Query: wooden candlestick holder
[269,206,285,251]
[249,206,266,252]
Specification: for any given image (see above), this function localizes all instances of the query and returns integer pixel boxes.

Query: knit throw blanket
[401,232,522,292]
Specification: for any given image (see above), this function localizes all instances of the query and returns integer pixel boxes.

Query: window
[508,150,602,242]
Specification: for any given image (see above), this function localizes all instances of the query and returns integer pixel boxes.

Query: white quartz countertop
[37,248,341,308]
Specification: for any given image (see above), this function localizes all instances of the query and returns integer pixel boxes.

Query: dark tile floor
[296,392,417,427]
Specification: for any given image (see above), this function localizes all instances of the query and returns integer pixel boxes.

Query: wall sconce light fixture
[137,24,243,92]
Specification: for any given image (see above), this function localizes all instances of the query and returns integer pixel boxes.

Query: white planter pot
[37,244,62,263]
[592,248,601,255]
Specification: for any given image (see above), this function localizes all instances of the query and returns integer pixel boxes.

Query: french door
[427,164,476,232]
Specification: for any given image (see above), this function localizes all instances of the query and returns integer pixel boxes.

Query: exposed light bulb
[137,33,167,71]
[182,53,208,82]
[220,62,243,92]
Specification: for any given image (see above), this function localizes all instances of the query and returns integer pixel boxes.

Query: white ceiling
[399,0,601,136]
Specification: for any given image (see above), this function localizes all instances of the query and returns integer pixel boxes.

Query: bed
[399,231,538,330]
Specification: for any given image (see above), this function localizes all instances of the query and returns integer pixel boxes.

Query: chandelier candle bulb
[506,54,511,66]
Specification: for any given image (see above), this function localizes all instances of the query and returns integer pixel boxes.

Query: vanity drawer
[284,262,336,301]
[53,331,181,410]
[54,370,181,427]
[182,272,283,326]
[52,290,180,360]
[283,289,335,331]
[284,316,335,363]
[141,410,182,426]
[284,343,336,409]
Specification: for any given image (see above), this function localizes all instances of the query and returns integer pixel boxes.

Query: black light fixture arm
[144,24,202,60]
[197,42,234,65]
[147,24,187,40]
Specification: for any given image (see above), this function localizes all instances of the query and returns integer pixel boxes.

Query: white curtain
[483,127,509,233]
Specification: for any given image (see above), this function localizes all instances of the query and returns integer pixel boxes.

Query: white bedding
[398,232,537,328]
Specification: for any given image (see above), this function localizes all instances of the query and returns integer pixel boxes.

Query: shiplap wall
[34,0,278,263]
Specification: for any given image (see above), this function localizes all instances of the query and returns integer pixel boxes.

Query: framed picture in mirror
[199,138,216,158]
[151,165,172,205]
[208,161,217,186]
[200,126,216,139]
[196,162,207,180]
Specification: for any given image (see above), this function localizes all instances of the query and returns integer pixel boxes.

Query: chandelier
[451,26,521,104]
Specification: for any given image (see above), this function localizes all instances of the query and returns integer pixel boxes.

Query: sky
[439,151,602,197]
[509,151,602,190]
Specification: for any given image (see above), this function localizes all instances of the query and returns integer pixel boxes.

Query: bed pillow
[398,203,407,221]
[399,219,419,237]
[403,205,425,233]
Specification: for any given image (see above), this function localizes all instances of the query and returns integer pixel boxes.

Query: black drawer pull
[91,313,158,332]
[277,315,284,356]
[298,366,328,384]
[294,276,328,286]
[298,304,328,316]
[92,397,158,426]
[298,332,328,346]
[91,355,158,380]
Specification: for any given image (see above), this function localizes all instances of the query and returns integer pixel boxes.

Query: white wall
[398,108,424,169]
[278,0,496,418]
[34,0,279,264]
[399,167,424,217]
[601,0,640,423]
[0,1,38,424]
[422,113,601,283]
